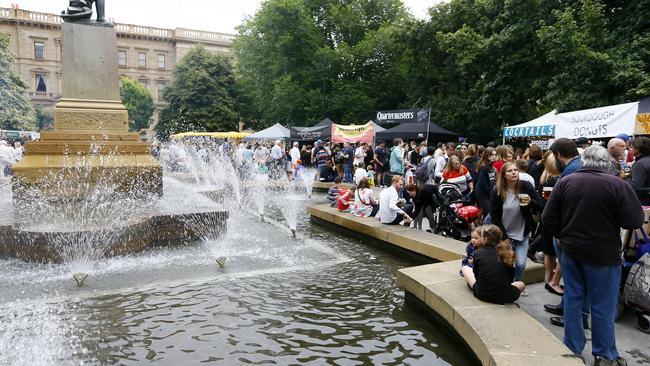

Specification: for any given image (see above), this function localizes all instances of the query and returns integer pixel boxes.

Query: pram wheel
[638,314,650,333]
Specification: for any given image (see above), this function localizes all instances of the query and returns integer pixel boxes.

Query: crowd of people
[324,135,649,366]
[0,140,25,177]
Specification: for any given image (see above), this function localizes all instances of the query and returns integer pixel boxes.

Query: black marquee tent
[375,121,459,142]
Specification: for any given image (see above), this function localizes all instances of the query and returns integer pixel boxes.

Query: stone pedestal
[12,22,162,200]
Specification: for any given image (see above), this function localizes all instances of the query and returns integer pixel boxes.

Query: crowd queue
[321,135,649,366]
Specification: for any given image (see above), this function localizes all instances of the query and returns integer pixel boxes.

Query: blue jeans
[343,164,353,183]
[554,240,590,319]
[511,237,529,281]
[561,253,621,360]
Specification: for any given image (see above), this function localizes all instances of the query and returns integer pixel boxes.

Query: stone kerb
[308,202,573,366]
[397,262,583,366]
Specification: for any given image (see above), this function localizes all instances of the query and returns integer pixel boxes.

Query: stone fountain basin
[0,210,228,263]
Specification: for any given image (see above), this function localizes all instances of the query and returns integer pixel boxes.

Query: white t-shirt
[519,172,535,187]
[290,147,301,163]
[434,154,448,179]
[354,167,367,184]
[271,144,283,160]
[354,146,366,166]
[353,188,377,217]
[378,186,404,224]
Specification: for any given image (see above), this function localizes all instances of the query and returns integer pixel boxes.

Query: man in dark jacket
[542,145,643,366]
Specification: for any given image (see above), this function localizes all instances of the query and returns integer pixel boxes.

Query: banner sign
[636,113,650,135]
[556,102,638,139]
[530,139,554,150]
[375,109,429,125]
[503,124,555,138]
[289,125,330,141]
[331,122,375,144]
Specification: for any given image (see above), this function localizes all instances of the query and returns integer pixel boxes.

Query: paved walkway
[519,282,650,365]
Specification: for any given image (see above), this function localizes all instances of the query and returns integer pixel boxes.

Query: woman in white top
[353,178,378,217]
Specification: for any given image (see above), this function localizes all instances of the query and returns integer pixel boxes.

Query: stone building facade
[0,6,235,125]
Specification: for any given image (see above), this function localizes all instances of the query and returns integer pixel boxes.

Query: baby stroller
[432,183,480,241]
[621,228,650,333]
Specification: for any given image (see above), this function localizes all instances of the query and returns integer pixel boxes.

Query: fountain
[0,3,481,364]
[301,168,317,198]
[1,10,228,285]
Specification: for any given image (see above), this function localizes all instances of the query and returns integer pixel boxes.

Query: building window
[35,73,47,92]
[139,79,149,89]
[34,41,45,60]
[156,80,167,101]
[157,54,166,70]
[138,52,146,68]
[118,50,127,66]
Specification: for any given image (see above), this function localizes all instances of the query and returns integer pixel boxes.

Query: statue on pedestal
[61,0,107,24]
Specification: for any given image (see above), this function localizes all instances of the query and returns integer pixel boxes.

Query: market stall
[502,110,558,148]
[375,121,458,142]
[170,131,251,140]
[555,102,639,139]
[243,123,290,141]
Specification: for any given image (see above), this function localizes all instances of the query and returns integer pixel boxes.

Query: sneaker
[594,356,627,366]
[520,289,529,297]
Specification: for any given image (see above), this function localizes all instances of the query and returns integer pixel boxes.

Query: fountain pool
[0,140,478,365]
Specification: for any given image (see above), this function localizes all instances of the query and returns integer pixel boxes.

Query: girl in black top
[461,224,526,304]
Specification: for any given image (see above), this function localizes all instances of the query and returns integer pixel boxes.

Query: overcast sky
[1,0,446,34]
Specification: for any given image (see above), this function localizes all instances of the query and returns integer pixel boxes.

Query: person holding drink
[490,161,544,281]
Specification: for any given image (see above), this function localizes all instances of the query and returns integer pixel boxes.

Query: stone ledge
[313,181,355,191]
[308,202,563,366]
[397,261,583,366]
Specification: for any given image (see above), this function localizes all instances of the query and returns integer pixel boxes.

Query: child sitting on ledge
[461,225,525,304]
[327,177,342,207]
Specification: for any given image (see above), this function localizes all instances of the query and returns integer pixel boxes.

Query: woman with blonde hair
[489,161,543,281]
[539,152,564,295]
[442,155,474,196]
[461,224,526,304]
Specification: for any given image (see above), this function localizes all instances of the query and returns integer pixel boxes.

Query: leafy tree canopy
[234,0,410,129]
[0,33,36,131]
[155,46,238,140]
[120,77,155,131]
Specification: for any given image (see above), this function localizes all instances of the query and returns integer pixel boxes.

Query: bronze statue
[61,0,107,23]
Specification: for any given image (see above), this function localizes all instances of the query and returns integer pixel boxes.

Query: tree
[155,46,238,140]
[234,0,410,128]
[120,77,155,131]
[0,33,36,130]
[35,106,53,130]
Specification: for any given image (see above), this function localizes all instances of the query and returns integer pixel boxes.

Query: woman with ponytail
[461,225,526,304]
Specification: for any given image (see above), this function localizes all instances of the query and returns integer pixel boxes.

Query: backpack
[415,156,434,182]
[334,150,344,164]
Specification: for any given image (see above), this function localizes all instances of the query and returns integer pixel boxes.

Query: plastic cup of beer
[518,193,530,206]
[542,187,552,200]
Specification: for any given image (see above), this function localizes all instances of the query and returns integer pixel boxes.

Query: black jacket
[489,181,544,239]
[542,167,644,266]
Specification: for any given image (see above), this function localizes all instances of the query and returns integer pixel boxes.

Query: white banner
[556,102,638,139]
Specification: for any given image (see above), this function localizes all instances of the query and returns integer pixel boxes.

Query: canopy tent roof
[170,131,251,140]
[503,110,558,139]
[243,123,290,141]
[313,117,334,127]
[375,121,458,142]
